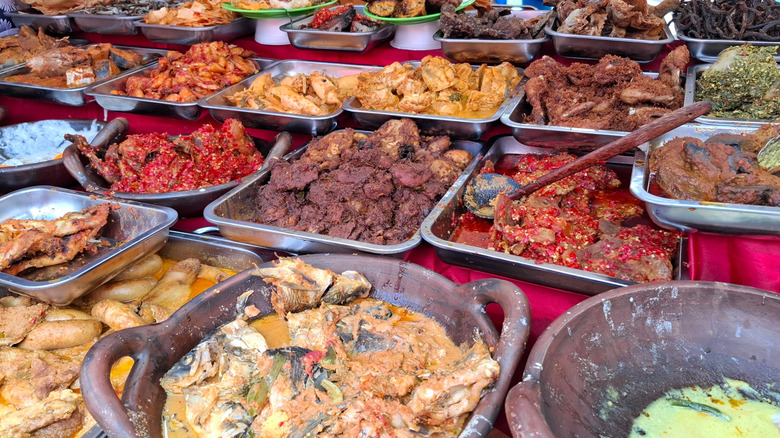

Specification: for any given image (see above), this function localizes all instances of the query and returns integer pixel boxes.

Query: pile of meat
[522,45,689,131]
[439,3,553,39]
[68,119,264,194]
[547,0,679,39]
[252,118,473,245]
[0,203,112,276]
[650,124,780,206]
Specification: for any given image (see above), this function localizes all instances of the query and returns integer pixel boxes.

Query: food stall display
[2,0,780,436]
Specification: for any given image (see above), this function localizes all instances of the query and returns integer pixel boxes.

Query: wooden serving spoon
[463,100,713,219]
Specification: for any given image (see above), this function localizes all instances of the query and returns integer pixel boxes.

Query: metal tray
[629,122,780,235]
[0,186,178,306]
[433,9,550,65]
[135,17,253,44]
[6,9,76,35]
[420,135,689,295]
[0,119,106,194]
[280,5,395,52]
[0,45,168,106]
[68,12,143,35]
[676,31,780,63]
[204,131,487,256]
[343,62,522,140]
[200,60,381,135]
[545,18,673,63]
[684,64,778,126]
[85,57,276,120]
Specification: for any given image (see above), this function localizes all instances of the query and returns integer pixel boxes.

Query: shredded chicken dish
[354,56,520,118]
[162,257,499,437]
[251,118,473,245]
[522,45,689,131]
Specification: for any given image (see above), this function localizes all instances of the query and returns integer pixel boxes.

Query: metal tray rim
[67,11,143,19]
[134,16,246,31]
[545,18,673,45]
[280,6,393,36]
[432,28,549,44]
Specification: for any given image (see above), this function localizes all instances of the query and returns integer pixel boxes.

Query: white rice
[0,119,102,166]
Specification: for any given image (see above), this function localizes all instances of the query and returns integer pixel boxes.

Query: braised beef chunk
[252,119,472,245]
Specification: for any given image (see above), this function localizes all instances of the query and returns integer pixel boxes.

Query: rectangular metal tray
[420,135,689,295]
[545,18,673,63]
[6,10,76,34]
[0,45,169,106]
[433,8,551,65]
[343,62,522,140]
[676,32,780,63]
[684,64,777,126]
[68,12,143,35]
[281,5,395,52]
[135,17,253,44]
[204,131,487,256]
[200,60,381,135]
[0,186,178,306]
[85,57,277,120]
[629,123,780,235]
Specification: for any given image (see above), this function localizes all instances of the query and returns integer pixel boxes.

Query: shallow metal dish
[506,281,780,438]
[201,60,381,135]
[6,9,76,34]
[204,131,486,255]
[629,122,780,235]
[675,30,780,63]
[433,8,551,65]
[85,57,276,120]
[280,5,395,52]
[0,45,168,106]
[68,12,143,35]
[343,62,522,140]
[135,17,253,44]
[0,186,177,306]
[82,253,531,438]
[0,119,106,194]
[420,135,689,295]
[62,122,291,218]
[684,64,778,126]
[545,18,673,63]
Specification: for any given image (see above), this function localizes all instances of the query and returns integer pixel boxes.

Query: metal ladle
[463,101,714,219]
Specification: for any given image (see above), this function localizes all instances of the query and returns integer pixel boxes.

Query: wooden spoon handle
[91,117,129,151]
[509,100,713,200]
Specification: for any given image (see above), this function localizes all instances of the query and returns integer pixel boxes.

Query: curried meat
[252,119,472,245]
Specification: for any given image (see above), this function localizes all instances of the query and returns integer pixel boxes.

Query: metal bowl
[505,280,780,437]
[280,5,395,52]
[81,253,531,438]
[62,118,292,218]
[0,119,106,194]
[0,186,177,306]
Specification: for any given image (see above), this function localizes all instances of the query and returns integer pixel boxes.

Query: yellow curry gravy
[630,378,780,438]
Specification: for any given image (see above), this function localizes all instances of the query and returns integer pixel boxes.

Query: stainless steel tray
[281,5,395,52]
[201,60,381,135]
[420,135,689,295]
[343,62,522,140]
[0,45,168,106]
[0,119,106,194]
[0,186,178,306]
[135,17,253,44]
[676,31,780,63]
[629,122,780,235]
[684,64,778,126]
[433,9,550,65]
[6,10,76,34]
[204,131,487,256]
[85,57,276,120]
[68,12,143,35]
[545,18,673,63]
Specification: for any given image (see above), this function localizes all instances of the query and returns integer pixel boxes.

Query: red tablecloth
[3,31,779,436]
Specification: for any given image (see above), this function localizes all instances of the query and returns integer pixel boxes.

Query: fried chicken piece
[658,45,690,89]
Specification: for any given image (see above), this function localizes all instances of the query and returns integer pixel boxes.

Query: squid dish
[161,257,500,437]
[522,45,689,131]
[0,249,236,437]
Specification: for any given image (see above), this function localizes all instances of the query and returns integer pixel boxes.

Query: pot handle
[505,380,557,438]
[80,327,159,438]
[455,278,532,438]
